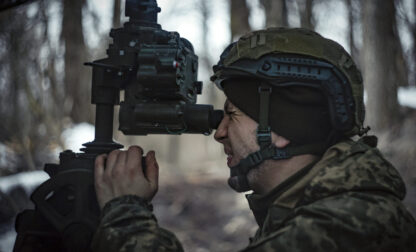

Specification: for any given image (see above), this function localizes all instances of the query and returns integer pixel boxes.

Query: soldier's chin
[227,176,250,193]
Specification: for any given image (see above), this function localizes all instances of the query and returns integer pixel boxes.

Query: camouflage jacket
[91,136,416,251]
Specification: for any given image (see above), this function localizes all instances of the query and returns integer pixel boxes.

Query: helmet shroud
[211,27,365,138]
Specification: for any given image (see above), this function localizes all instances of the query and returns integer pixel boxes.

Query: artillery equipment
[13,1,223,251]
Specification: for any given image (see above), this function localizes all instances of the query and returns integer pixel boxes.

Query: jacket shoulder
[244,191,416,252]
[304,138,406,203]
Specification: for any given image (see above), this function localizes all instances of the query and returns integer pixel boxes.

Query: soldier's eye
[225,110,238,121]
[225,110,236,116]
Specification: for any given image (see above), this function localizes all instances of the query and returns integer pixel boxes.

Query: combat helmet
[211,27,367,192]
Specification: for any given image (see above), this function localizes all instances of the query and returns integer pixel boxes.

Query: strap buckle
[256,127,272,147]
[249,151,264,165]
[272,148,290,160]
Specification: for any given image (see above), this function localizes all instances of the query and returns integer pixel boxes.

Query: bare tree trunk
[113,0,121,28]
[5,9,36,171]
[297,0,314,30]
[344,0,359,64]
[230,0,251,41]
[61,0,91,123]
[260,0,288,27]
[361,0,401,131]
[9,33,20,135]
[200,0,217,104]
[201,1,212,68]
[40,1,66,149]
[394,0,415,86]
[413,2,416,86]
[392,0,409,88]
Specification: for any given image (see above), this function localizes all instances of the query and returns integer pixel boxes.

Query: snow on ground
[398,87,416,108]
[0,229,16,252]
[61,122,95,152]
[0,171,49,194]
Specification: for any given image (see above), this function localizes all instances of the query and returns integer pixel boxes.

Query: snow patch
[61,123,95,152]
[0,229,16,252]
[0,171,48,194]
[398,87,416,108]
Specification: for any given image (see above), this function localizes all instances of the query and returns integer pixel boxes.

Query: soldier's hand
[94,146,159,209]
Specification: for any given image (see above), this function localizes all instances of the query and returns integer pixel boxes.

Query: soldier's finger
[105,149,121,179]
[112,151,127,178]
[145,151,159,188]
[94,154,107,184]
[126,146,144,176]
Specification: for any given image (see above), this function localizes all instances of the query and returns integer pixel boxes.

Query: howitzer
[13,0,223,251]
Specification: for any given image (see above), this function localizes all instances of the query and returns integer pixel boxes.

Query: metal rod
[94,104,114,142]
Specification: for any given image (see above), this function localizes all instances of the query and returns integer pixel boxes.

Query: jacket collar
[245,159,319,227]
[245,136,404,228]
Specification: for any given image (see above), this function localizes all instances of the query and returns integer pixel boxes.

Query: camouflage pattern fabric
[92,136,416,251]
[245,136,416,251]
[91,195,184,252]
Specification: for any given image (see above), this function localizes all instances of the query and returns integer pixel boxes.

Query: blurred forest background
[0,0,416,251]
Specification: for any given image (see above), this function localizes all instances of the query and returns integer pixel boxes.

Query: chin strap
[228,142,326,192]
[229,83,276,192]
[228,83,327,192]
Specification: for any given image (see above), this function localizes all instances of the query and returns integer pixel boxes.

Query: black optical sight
[87,0,223,139]
[13,2,223,251]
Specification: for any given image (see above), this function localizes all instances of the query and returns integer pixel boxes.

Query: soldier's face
[214,100,259,168]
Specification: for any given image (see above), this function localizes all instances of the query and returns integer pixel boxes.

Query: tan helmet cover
[211,27,365,137]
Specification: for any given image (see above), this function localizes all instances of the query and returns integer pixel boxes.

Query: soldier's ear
[273,133,290,148]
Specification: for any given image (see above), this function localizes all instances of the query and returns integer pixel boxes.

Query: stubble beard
[228,129,263,192]
[246,161,270,193]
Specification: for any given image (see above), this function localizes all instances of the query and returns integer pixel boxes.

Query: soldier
[92,28,416,251]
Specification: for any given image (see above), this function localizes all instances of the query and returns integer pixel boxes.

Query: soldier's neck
[249,154,320,195]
